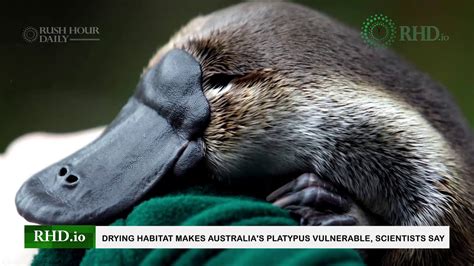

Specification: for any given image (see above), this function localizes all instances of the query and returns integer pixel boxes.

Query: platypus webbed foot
[267,173,366,226]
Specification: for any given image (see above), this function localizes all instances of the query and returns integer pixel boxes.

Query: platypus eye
[205,73,241,90]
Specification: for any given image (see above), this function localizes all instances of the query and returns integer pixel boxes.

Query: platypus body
[16,2,473,265]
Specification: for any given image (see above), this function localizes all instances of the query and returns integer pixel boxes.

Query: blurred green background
[1,0,473,152]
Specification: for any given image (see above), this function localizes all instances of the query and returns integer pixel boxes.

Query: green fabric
[32,186,364,266]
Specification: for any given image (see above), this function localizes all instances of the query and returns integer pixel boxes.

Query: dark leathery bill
[15,49,210,224]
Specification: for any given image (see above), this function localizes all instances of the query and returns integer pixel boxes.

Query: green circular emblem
[361,14,397,47]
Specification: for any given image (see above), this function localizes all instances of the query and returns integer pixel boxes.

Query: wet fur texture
[146,2,474,265]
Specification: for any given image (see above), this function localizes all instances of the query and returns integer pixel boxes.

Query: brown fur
[147,2,473,265]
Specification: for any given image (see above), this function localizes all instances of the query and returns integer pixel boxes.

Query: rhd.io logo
[361,14,450,47]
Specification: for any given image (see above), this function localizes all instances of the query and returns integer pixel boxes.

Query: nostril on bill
[58,167,68,177]
[65,175,79,185]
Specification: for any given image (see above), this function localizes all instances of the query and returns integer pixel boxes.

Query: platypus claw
[267,173,359,226]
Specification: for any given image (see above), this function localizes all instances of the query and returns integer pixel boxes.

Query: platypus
[15,2,473,265]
